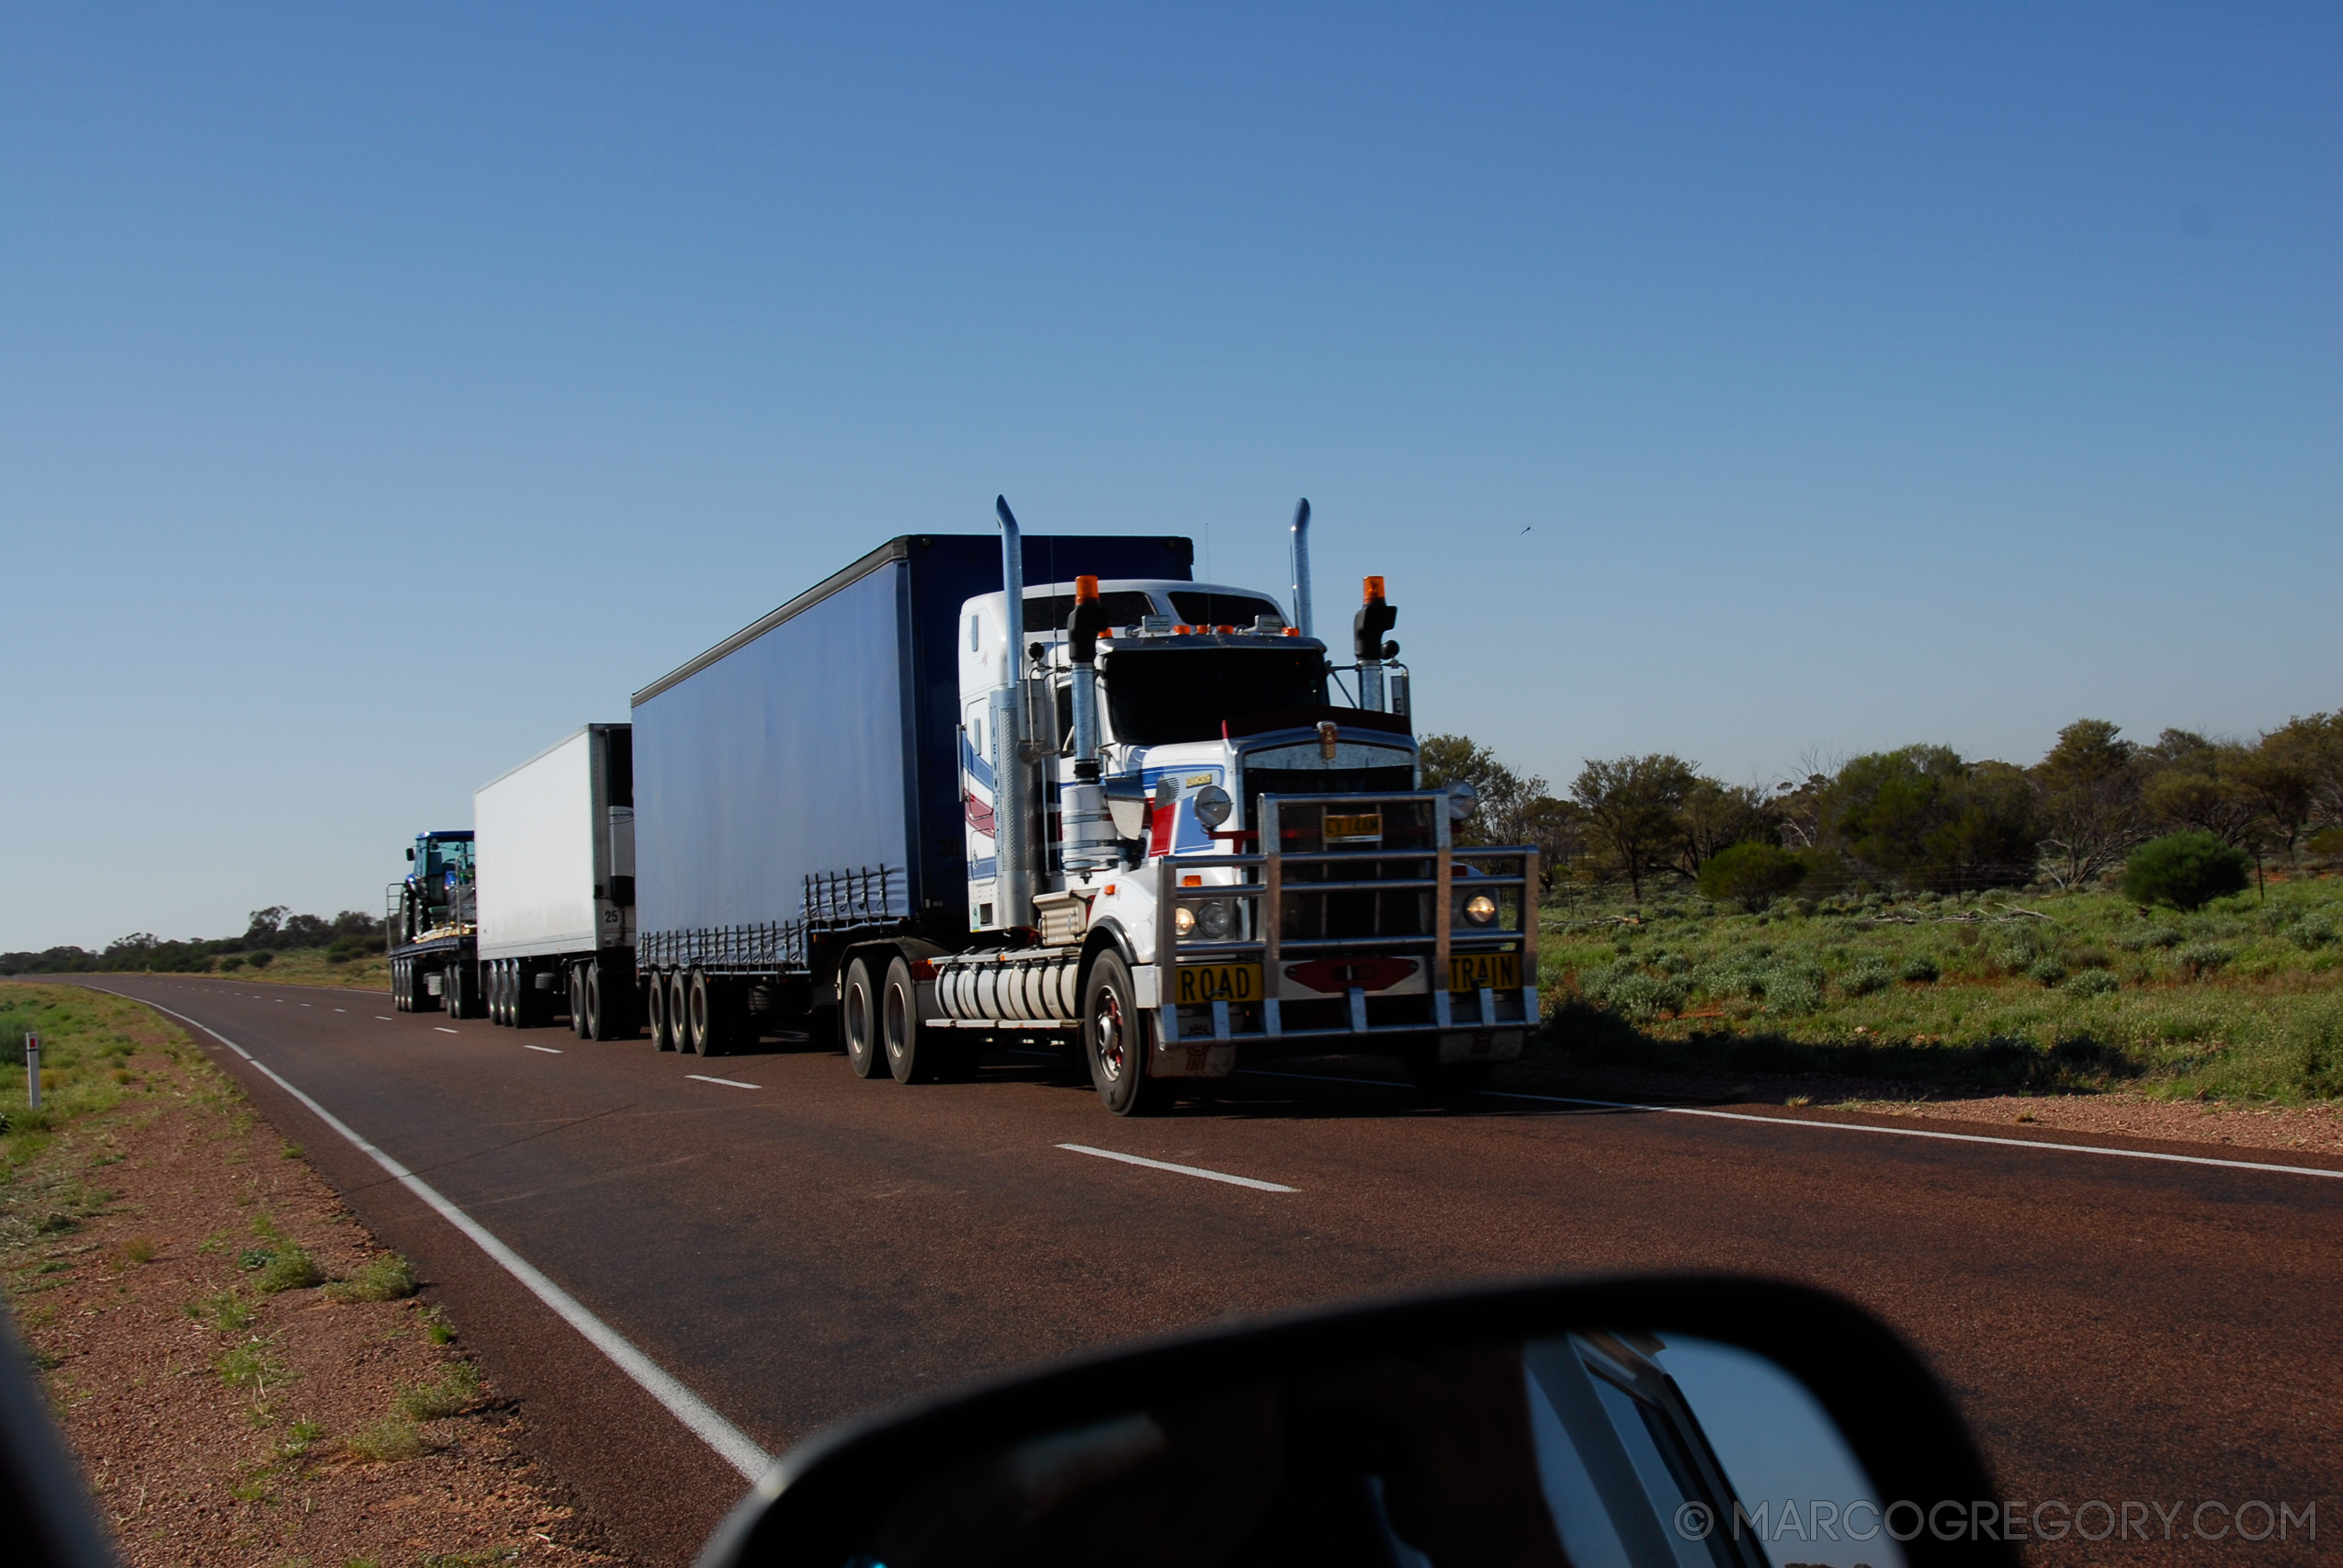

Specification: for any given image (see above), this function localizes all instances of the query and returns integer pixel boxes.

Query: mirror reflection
[835,1332,1899,1568]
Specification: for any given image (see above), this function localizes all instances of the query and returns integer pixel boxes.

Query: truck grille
[1266,795,1438,941]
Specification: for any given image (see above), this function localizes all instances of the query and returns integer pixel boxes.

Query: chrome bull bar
[1151,792,1539,1057]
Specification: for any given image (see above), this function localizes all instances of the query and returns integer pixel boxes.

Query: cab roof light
[1075,574,1100,604]
[1363,575,1386,604]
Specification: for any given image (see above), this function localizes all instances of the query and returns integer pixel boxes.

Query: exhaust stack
[1289,498,1314,638]
[991,496,1034,928]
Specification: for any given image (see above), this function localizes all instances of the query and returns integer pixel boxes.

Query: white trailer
[473,724,639,1039]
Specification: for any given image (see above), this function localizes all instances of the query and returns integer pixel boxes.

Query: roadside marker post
[24,1032,39,1110]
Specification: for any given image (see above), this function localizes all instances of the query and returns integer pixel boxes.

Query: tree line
[1421,712,2343,902]
[0,907,386,976]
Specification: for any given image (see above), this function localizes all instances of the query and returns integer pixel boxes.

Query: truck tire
[1082,953,1171,1117]
[488,963,505,1026]
[583,964,607,1041]
[842,958,883,1078]
[646,969,671,1050]
[666,970,689,1053]
[882,956,959,1084]
[568,967,589,1038]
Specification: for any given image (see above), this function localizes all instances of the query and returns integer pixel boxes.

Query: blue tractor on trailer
[387,829,481,1015]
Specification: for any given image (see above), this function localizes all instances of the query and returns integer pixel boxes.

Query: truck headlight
[1446,778,1480,823]
[1192,784,1232,830]
[1173,906,1196,937]
[1197,900,1233,940]
[1463,893,1498,926]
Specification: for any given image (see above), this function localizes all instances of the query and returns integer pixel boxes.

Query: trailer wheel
[583,964,607,1041]
[842,958,883,1078]
[687,967,735,1055]
[665,970,689,1053]
[1083,953,1171,1117]
[645,969,670,1050]
[566,966,587,1038]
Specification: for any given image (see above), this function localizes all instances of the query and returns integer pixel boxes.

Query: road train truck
[458,502,1540,1113]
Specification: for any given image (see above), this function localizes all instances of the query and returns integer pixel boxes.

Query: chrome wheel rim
[1093,988,1127,1083]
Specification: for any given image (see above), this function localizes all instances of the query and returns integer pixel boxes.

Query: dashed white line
[1056,1143,1296,1192]
[1237,1068,2343,1184]
[435,1027,459,1034]
[524,1044,563,1055]
[334,1009,345,1013]
[376,1016,393,1021]
[685,1074,761,1090]
[96,988,773,1482]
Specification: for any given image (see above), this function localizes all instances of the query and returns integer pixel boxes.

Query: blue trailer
[628,531,1196,1054]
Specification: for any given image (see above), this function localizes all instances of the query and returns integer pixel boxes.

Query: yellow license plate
[1176,963,1264,1004]
[1448,952,1521,993]
[1322,812,1382,842]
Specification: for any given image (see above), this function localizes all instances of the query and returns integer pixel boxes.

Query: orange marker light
[1217,624,1235,634]
[1363,575,1386,604]
[1181,874,1204,886]
[1075,574,1099,604]
[1282,626,1300,637]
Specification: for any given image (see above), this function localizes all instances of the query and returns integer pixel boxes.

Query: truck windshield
[1100,647,1328,744]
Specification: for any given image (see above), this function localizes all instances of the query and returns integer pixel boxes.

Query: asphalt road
[91,976,2341,1564]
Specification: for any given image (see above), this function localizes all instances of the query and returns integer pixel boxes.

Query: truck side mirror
[697,1275,2010,1568]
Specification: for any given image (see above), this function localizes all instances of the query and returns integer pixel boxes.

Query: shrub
[1841,956,1896,997]
[345,1416,427,1463]
[332,1255,417,1303]
[2026,955,2069,987]
[245,951,275,970]
[2117,927,2184,953]
[219,955,245,973]
[1899,954,1941,984]
[2120,833,2250,912]
[1762,962,1825,1015]
[2176,942,2234,981]
[393,1361,481,1422]
[1696,842,1808,912]
[2061,969,2120,998]
[2292,912,2336,951]
[256,1246,323,1294]
[1583,963,1686,1022]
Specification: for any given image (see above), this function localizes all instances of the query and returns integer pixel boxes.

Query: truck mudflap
[1145,791,1540,1071]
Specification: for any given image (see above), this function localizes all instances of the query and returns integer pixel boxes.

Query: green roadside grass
[1533,876,2343,1103]
[210,947,390,991]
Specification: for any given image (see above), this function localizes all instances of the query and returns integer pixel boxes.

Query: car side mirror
[696,1276,2012,1568]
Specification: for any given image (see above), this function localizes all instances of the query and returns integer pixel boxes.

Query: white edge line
[434,1027,459,1034]
[524,1044,564,1055]
[685,1074,762,1090]
[104,988,773,1481]
[1237,1068,2343,1183]
[1057,1143,1296,1192]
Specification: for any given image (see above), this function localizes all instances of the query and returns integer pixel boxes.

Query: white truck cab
[934,554,1537,1113]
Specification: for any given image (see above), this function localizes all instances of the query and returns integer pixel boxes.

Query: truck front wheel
[842,958,882,1077]
[1083,953,1170,1117]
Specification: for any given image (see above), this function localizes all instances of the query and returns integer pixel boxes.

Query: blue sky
[3,5,2335,950]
